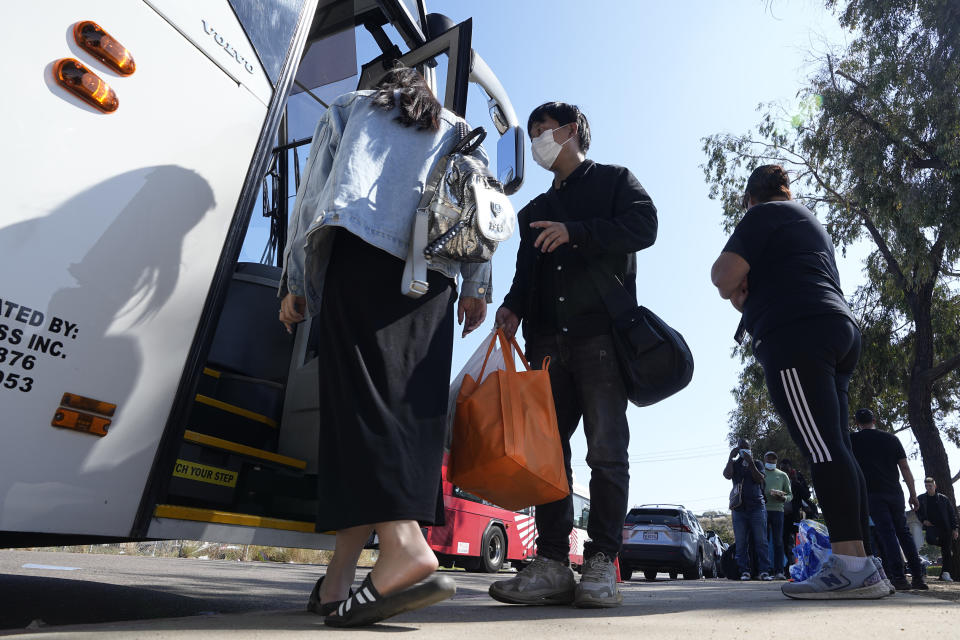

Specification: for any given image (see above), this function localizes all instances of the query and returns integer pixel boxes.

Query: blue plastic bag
[789,519,832,582]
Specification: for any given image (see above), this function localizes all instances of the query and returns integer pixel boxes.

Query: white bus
[1,0,523,550]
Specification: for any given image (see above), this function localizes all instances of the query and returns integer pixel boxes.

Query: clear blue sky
[242,0,956,514]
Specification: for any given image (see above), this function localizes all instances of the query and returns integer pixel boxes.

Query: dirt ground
[912,579,960,603]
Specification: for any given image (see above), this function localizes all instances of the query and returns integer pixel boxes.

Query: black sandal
[307,575,353,616]
[324,573,456,628]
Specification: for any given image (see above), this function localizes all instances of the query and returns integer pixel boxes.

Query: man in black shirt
[489,102,656,609]
[850,408,928,590]
[918,477,959,581]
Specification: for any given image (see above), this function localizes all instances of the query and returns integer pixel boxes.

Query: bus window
[452,485,484,504]
[228,0,308,85]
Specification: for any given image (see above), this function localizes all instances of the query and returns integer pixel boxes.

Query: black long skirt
[314,230,455,531]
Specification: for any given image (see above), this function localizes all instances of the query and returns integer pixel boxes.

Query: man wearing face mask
[762,451,792,579]
[489,102,657,609]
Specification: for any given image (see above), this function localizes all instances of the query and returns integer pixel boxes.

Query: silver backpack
[403,124,515,297]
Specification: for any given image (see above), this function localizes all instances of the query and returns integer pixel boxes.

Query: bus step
[153,504,315,533]
[183,430,305,471]
[237,466,318,521]
[197,367,285,423]
[187,393,278,451]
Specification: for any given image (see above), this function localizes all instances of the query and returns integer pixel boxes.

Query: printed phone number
[0,347,37,371]
[0,369,34,392]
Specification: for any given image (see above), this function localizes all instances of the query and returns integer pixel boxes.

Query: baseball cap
[855,408,874,424]
[764,451,778,459]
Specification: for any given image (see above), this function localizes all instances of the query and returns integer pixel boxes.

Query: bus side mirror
[497,125,524,195]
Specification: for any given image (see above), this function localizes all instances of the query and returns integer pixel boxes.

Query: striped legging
[753,314,871,548]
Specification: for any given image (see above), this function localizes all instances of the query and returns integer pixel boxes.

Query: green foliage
[702,0,960,499]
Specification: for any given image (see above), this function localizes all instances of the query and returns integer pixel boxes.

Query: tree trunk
[907,303,960,576]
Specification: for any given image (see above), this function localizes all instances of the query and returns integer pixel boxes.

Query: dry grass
[25,542,378,567]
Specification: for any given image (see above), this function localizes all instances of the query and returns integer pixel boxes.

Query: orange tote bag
[449,329,569,511]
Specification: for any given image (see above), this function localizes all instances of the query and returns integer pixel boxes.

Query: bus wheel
[478,526,506,573]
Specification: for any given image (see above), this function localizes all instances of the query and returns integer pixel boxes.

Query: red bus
[426,455,591,573]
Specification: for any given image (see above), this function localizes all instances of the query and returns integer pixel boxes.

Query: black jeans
[525,333,630,561]
[933,529,953,576]
[869,492,924,581]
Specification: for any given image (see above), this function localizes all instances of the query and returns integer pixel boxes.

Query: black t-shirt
[732,458,766,511]
[850,429,907,495]
[722,200,855,341]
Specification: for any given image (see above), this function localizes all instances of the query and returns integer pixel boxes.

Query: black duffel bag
[586,263,694,407]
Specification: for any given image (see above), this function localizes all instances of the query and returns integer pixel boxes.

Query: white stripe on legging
[780,368,827,463]
[787,368,833,463]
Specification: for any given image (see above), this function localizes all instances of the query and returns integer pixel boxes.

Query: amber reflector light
[53,58,118,113]
[52,408,111,437]
[61,393,117,417]
[74,21,136,75]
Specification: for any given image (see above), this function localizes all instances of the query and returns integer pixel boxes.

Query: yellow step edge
[184,430,307,470]
[154,504,315,533]
[194,394,277,428]
[202,367,221,378]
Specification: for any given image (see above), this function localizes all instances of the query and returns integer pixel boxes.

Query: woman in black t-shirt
[711,165,889,600]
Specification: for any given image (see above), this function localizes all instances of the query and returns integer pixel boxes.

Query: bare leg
[832,540,866,557]
[369,520,439,596]
[320,525,375,604]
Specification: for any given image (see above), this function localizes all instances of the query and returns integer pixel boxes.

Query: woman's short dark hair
[527,102,591,152]
[371,65,442,131]
[743,164,792,208]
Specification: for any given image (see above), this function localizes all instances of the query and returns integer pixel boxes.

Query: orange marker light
[52,408,111,437]
[73,21,136,75]
[53,58,119,113]
[61,393,117,417]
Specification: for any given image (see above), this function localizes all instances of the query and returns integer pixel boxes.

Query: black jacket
[918,492,959,531]
[501,160,657,340]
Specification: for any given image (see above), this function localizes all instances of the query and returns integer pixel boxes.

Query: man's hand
[953,529,959,541]
[909,495,920,511]
[729,448,740,461]
[458,296,486,337]
[495,306,520,339]
[279,293,306,334]
[923,519,933,527]
[530,221,570,253]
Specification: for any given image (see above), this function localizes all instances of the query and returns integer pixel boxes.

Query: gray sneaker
[782,555,891,600]
[574,553,623,608]
[870,556,895,595]
[489,555,576,605]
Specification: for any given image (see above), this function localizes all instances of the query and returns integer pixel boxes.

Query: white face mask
[530,124,574,170]
[765,462,777,470]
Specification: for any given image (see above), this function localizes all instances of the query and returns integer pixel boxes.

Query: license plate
[643,531,658,540]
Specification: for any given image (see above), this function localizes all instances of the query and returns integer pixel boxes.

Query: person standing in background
[918,477,958,582]
[850,408,928,591]
[724,439,773,581]
[763,451,792,579]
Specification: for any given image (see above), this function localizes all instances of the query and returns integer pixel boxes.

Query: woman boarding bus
[0,1,524,562]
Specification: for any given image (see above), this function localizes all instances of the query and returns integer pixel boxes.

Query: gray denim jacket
[279,90,492,316]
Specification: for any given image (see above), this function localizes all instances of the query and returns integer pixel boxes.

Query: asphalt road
[1,550,957,638]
